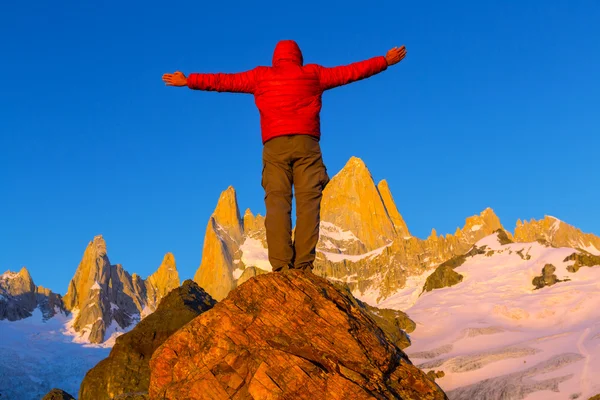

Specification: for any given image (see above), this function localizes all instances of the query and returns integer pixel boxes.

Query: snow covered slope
[0,308,112,399]
[375,233,600,400]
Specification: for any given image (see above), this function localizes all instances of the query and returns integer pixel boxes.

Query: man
[163,40,406,272]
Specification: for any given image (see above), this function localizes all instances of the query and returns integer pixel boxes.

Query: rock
[353,297,416,349]
[564,251,600,273]
[41,388,76,400]
[532,264,565,289]
[79,280,216,400]
[495,229,514,245]
[149,271,447,400]
[422,265,464,293]
[425,370,445,382]
[422,245,488,293]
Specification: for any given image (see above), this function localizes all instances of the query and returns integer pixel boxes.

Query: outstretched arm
[162,69,258,94]
[318,45,407,91]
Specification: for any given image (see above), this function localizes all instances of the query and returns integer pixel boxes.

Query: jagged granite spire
[63,236,180,344]
[377,179,411,238]
[194,186,244,301]
[145,253,181,312]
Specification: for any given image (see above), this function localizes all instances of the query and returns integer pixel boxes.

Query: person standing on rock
[163,40,406,272]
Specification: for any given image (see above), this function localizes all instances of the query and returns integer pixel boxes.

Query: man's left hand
[385,46,407,66]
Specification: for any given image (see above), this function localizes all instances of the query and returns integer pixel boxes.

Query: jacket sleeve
[317,56,388,91]
[187,68,258,94]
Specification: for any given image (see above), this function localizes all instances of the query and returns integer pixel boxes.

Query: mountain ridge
[3,157,599,340]
[192,156,599,304]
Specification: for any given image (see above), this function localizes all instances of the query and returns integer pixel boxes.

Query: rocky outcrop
[63,235,180,343]
[149,271,447,400]
[42,388,76,400]
[564,251,600,273]
[422,243,490,294]
[79,280,215,400]
[423,266,464,293]
[0,267,66,321]
[532,264,565,289]
[354,297,416,350]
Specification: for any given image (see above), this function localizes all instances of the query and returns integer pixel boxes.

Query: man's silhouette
[163,40,406,272]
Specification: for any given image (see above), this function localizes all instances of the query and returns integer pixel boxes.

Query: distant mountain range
[2,156,599,344]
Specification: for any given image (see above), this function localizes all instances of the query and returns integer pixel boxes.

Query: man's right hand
[385,46,407,66]
[162,71,188,87]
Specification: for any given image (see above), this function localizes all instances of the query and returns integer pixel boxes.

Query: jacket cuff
[379,56,389,71]
[187,73,197,89]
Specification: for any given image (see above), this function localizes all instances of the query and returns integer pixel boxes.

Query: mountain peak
[320,157,396,250]
[17,266,33,283]
[212,186,243,240]
[429,228,439,240]
[481,207,497,217]
[462,208,503,234]
[152,253,178,280]
[145,253,181,312]
[161,252,176,269]
[90,234,107,256]
[338,156,371,178]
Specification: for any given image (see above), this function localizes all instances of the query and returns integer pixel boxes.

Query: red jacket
[187,40,388,144]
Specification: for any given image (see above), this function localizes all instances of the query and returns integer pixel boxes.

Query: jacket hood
[272,40,304,67]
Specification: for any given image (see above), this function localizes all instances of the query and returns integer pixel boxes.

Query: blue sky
[1,1,599,294]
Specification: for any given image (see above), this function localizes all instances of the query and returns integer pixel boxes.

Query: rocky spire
[63,235,181,344]
[63,235,110,311]
[243,208,255,234]
[145,253,181,311]
[194,187,245,301]
[212,186,243,243]
[459,207,504,241]
[377,179,411,238]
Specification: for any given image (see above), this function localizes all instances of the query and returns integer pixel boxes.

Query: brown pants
[262,134,330,271]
